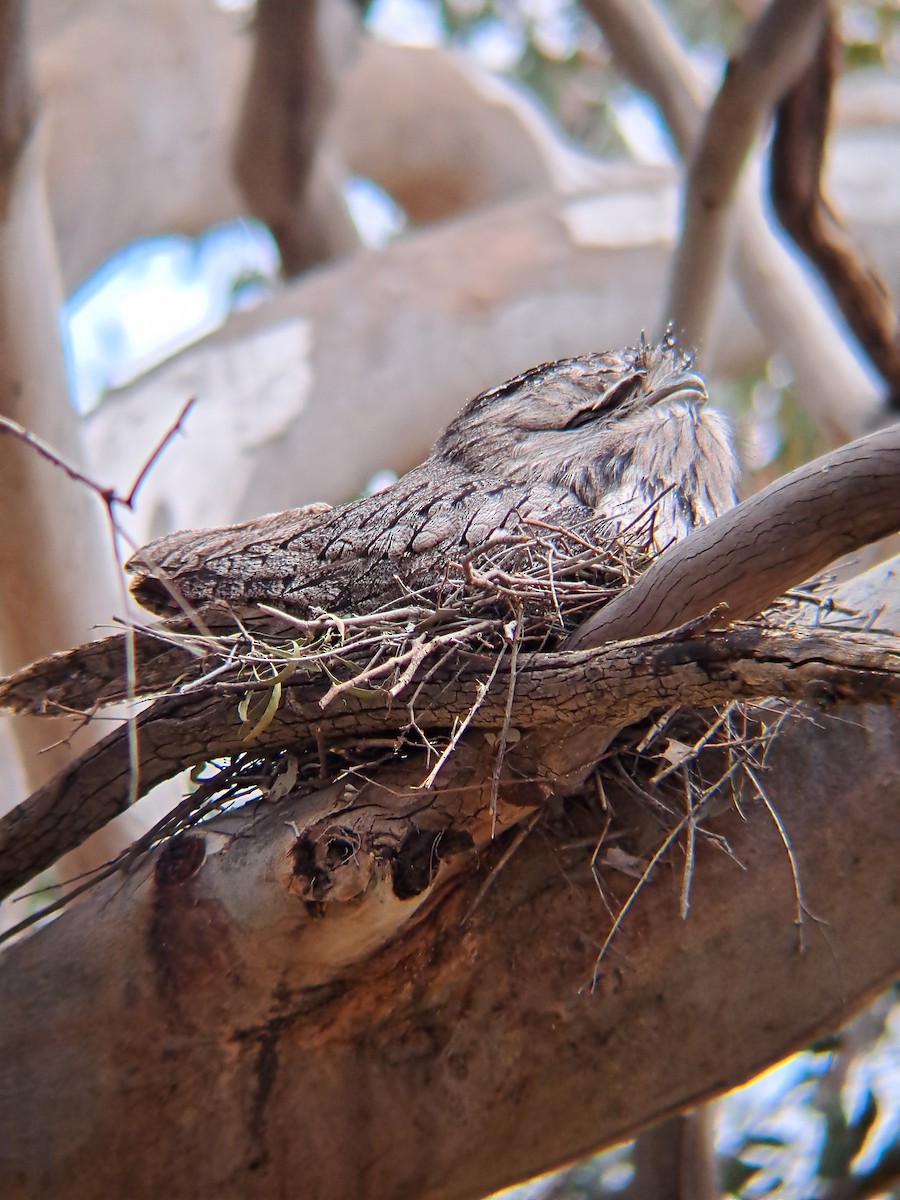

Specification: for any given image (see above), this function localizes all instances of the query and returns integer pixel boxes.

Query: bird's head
[435,336,738,530]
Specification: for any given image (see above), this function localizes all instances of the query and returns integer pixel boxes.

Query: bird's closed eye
[564,407,601,430]
[564,373,641,429]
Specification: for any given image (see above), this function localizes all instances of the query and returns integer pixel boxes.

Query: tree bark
[664,0,828,353]
[770,18,900,403]
[2,615,898,903]
[232,0,358,275]
[0,1,117,792]
[0,694,897,1200]
[584,0,884,432]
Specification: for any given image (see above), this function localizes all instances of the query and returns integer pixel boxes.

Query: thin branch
[770,19,900,405]
[489,611,523,836]
[0,414,118,505]
[0,403,196,857]
[418,650,505,790]
[0,398,195,520]
[123,397,196,507]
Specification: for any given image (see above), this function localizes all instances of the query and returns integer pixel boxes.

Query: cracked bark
[0,620,898,902]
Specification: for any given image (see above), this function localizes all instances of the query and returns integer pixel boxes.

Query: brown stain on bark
[146,835,241,1030]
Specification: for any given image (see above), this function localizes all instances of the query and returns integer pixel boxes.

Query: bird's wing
[128,462,594,616]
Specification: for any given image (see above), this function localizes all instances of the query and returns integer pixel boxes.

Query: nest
[9,508,872,955]
[109,511,814,904]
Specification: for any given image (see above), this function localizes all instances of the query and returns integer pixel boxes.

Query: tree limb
[770,18,900,405]
[583,0,883,431]
[233,0,358,274]
[1,617,898,903]
[663,0,828,352]
[0,0,120,809]
[0,696,897,1200]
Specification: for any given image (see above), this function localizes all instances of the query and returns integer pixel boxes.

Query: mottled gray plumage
[128,338,738,619]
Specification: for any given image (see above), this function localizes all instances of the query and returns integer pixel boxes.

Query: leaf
[241,680,282,742]
[660,738,692,767]
[602,846,648,879]
[267,754,300,803]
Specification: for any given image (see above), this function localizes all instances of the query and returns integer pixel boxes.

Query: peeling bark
[771,18,900,402]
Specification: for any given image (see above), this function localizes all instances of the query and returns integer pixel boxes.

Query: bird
[2,335,739,717]
[0,336,739,900]
[126,335,737,620]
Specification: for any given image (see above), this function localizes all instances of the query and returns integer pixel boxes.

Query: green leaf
[241,680,282,742]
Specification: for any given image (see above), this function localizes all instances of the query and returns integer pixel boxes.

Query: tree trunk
[0,694,897,1200]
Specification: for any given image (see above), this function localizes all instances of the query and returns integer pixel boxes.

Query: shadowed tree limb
[770,17,900,407]
[233,0,358,274]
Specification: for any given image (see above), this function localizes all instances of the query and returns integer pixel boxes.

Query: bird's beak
[127,558,180,615]
[650,372,708,406]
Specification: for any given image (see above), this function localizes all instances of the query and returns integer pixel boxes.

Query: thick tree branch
[233,0,358,274]
[629,1110,719,1200]
[0,698,897,1200]
[1,618,898,903]
[568,424,900,648]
